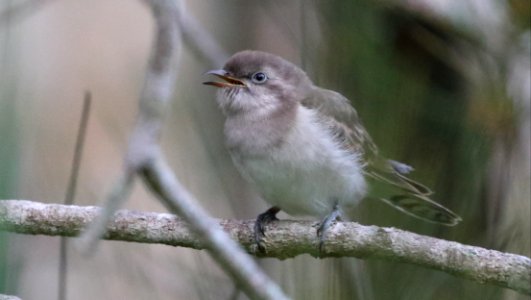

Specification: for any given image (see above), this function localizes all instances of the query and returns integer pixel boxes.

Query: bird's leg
[254,206,281,252]
[317,203,342,254]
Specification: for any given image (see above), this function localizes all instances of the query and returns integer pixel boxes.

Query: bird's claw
[254,207,280,252]
[317,205,342,256]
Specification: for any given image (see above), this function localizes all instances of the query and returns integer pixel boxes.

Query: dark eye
[251,72,268,84]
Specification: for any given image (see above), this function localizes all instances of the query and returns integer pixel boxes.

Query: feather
[302,87,461,226]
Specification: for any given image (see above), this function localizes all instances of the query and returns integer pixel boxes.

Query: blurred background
[0,0,529,299]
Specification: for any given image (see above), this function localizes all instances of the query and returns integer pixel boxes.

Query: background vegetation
[1,0,529,299]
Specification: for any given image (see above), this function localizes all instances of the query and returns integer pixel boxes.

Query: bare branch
[177,1,228,66]
[59,92,92,300]
[139,156,289,300]
[74,0,288,299]
[2,200,530,295]
[76,171,135,253]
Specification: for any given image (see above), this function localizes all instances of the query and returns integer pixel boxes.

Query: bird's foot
[254,206,280,252]
[317,204,342,255]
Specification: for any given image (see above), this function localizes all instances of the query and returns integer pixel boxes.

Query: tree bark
[1,199,529,295]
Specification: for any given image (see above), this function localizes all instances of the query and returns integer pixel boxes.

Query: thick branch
[1,200,530,295]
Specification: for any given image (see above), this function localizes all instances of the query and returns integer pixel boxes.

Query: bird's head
[204,50,313,115]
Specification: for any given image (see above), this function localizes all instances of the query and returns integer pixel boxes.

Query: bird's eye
[251,72,268,84]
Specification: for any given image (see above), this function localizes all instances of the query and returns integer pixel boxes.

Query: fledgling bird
[204,50,461,251]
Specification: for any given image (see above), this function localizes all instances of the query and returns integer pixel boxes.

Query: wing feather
[302,87,461,226]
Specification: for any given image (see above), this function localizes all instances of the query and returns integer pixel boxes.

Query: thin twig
[58,92,91,300]
[1,200,530,296]
[76,168,135,254]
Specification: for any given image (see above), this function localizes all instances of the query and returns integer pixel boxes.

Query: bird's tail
[366,159,462,226]
[377,194,461,226]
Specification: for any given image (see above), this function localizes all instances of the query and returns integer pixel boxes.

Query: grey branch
[177,0,228,66]
[1,200,530,296]
[75,1,288,299]
[138,156,289,300]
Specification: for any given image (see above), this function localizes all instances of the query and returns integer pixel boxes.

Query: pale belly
[234,155,366,217]
[226,106,367,217]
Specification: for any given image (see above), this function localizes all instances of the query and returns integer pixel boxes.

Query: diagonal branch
[138,156,289,300]
[1,200,530,296]
[75,0,288,299]
[177,0,228,66]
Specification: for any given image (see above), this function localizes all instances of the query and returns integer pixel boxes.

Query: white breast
[230,106,367,217]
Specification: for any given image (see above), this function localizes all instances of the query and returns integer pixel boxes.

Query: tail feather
[379,194,462,226]
[367,170,433,196]
[367,159,461,226]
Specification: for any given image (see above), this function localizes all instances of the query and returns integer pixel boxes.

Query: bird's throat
[224,102,298,157]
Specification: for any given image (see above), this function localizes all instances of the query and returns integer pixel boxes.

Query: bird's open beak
[203,69,246,88]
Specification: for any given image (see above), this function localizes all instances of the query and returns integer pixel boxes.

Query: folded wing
[302,87,461,226]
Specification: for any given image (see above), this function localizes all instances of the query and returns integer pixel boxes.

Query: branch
[75,1,288,299]
[138,156,289,300]
[1,200,530,295]
[177,0,228,66]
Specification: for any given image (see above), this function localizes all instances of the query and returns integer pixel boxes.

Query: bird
[203,50,461,251]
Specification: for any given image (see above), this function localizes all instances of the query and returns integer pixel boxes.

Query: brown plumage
[303,84,461,226]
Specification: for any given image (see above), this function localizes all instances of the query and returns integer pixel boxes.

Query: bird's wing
[302,87,461,226]
[302,87,377,156]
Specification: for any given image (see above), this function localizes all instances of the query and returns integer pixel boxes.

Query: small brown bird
[204,50,461,250]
